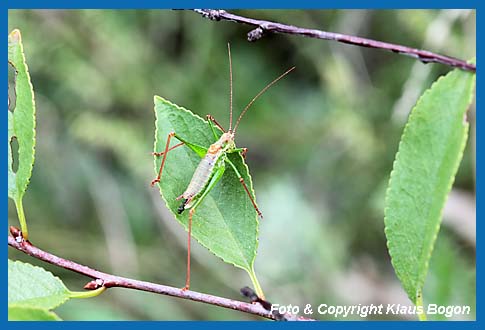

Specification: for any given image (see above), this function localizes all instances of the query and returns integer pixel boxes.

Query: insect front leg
[181,162,226,291]
[225,157,263,219]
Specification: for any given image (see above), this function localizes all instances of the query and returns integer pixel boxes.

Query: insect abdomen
[182,153,219,200]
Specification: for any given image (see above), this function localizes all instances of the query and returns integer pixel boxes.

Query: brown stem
[8,233,313,321]
[192,9,475,73]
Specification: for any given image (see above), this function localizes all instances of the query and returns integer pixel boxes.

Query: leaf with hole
[384,66,475,308]
[153,96,261,291]
[8,29,36,201]
[8,29,36,238]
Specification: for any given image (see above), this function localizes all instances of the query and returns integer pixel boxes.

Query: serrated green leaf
[8,305,61,321]
[8,29,36,238]
[153,96,261,287]
[384,68,475,306]
[8,29,36,200]
[8,260,71,310]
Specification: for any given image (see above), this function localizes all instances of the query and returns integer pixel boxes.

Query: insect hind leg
[182,207,195,291]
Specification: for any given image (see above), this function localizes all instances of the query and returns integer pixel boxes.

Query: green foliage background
[8,10,475,320]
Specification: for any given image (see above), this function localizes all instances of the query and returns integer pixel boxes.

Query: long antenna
[228,43,234,131]
[233,66,295,134]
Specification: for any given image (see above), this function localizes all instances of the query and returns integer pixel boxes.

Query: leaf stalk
[15,197,29,240]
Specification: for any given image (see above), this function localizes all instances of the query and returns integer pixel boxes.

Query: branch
[192,9,475,73]
[8,231,312,321]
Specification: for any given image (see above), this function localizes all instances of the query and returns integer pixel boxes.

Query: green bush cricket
[151,44,294,291]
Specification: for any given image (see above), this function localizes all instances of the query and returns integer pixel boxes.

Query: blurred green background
[8,10,475,320]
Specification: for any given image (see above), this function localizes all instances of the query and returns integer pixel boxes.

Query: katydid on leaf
[151,43,294,291]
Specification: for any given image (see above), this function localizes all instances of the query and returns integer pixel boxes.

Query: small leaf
[153,96,260,285]
[8,29,36,238]
[384,68,475,305]
[8,305,61,321]
[8,260,71,310]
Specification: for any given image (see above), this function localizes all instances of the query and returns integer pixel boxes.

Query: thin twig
[192,9,475,73]
[7,232,313,321]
